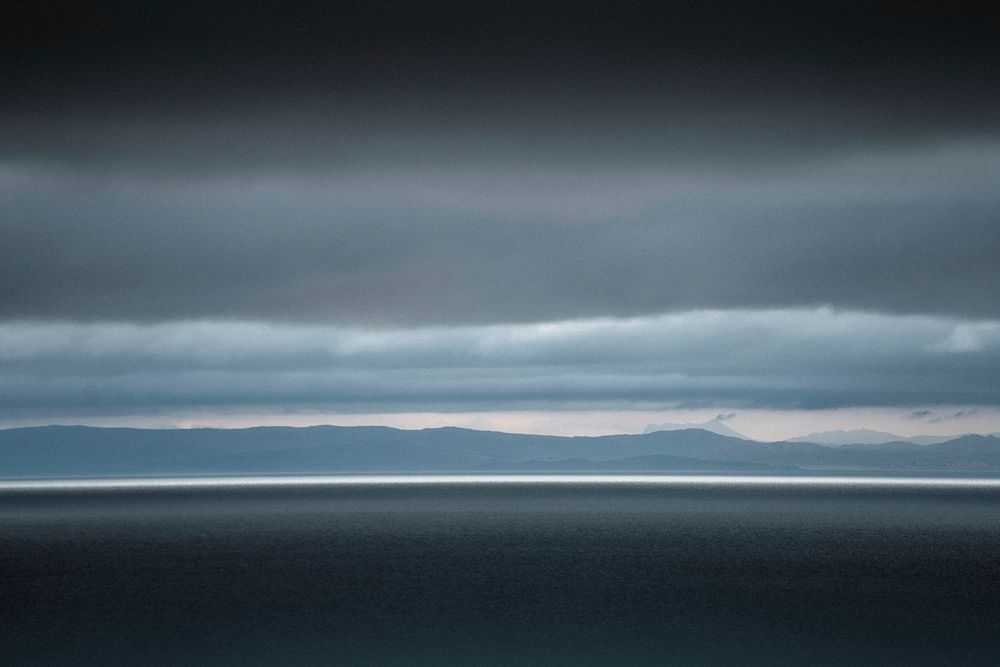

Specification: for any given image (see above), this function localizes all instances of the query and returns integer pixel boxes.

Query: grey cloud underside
[4,65,999,177]
[2,139,999,323]
[2,311,999,416]
[3,3,999,325]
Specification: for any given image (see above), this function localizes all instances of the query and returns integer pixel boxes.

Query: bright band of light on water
[4,475,1000,492]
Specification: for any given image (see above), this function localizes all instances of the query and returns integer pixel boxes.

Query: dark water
[3,476,1000,665]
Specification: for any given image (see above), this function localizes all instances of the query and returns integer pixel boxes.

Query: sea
[3,475,1000,665]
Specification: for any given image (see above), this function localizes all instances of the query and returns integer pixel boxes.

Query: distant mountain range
[787,429,976,446]
[643,416,749,440]
[641,421,988,447]
[3,425,1000,477]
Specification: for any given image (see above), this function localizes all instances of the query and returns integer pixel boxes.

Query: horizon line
[7,474,1000,493]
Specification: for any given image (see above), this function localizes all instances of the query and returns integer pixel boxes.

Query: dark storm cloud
[3,0,1000,176]
[2,0,999,325]
[5,1,998,92]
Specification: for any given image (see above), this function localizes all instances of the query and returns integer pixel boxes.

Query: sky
[2,1,1000,440]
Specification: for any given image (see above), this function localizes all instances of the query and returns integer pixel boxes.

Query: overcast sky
[3,1,999,438]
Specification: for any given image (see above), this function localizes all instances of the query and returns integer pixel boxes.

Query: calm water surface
[3,475,1000,665]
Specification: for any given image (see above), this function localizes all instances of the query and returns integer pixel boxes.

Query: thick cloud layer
[3,2,999,425]
[3,140,999,323]
[2,310,999,418]
[3,2,999,324]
